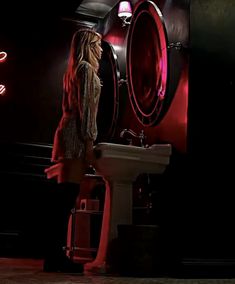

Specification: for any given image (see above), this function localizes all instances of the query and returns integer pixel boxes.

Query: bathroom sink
[93,142,172,180]
[85,142,172,274]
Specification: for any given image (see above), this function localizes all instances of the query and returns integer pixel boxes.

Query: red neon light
[0,85,6,95]
[0,51,7,63]
[0,52,7,95]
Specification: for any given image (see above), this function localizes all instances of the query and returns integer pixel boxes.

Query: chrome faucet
[120,129,146,147]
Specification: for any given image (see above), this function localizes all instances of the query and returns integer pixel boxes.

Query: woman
[44,28,103,273]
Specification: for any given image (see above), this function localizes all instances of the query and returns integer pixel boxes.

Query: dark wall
[189,0,235,158]
[185,0,235,259]
[0,11,80,144]
[0,10,90,257]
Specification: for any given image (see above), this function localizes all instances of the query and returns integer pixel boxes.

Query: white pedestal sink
[84,143,172,274]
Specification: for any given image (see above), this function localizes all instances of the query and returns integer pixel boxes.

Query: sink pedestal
[84,178,133,274]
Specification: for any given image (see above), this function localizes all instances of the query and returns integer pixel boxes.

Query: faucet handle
[120,128,127,138]
[139,129,145,137]
[139,130,146,147]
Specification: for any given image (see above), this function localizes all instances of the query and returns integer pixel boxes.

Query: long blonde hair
[63,28,102,94]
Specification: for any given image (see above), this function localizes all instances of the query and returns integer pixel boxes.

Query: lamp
[118,1,132,26]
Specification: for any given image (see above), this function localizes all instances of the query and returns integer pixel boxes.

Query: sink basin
[84,143,172,274]
[94,143,172,180]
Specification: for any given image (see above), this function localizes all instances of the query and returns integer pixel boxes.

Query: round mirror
[127,0,169,126]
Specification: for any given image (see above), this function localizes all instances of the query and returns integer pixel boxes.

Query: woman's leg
[43,182,83,272]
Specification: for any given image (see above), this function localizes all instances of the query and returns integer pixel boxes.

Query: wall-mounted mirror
[126,0,169,126]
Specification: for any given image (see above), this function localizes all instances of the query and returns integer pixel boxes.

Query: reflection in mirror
[96,41,120,142]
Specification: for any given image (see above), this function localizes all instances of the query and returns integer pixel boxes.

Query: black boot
[43,182,83,273]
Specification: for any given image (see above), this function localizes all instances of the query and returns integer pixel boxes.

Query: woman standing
[44,28,103,273]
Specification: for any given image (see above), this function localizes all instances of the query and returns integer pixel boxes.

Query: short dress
[49,61,101,183]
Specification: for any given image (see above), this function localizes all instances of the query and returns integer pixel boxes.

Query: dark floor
[0,258,235,284]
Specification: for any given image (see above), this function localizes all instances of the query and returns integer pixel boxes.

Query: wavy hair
[63,28,102,94]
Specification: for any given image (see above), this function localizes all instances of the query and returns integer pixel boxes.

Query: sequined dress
[51,61,101,163]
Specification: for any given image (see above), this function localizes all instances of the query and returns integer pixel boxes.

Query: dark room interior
[0,0,235,282]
